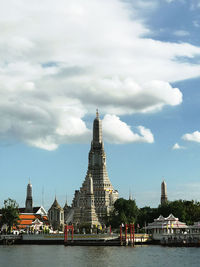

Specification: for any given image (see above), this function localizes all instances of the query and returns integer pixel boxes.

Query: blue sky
[1,0,200,210]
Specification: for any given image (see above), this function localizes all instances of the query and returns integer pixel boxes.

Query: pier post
[125,224,127,246]
[120,225,122,245]
[72,225,74,242]
[130,224,132,245]
[64,225,68,243]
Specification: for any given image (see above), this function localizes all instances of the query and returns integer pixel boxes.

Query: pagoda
[72,110,118,228]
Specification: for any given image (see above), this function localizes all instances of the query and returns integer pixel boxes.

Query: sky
[1,0,200,210]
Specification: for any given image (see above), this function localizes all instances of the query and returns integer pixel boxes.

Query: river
[0,245,200,267]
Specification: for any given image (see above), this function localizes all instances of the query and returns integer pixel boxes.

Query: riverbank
[0,233,152,246]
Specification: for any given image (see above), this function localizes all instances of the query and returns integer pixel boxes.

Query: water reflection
[0,245,200,267]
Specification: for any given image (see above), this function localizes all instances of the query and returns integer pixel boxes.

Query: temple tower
[63,197,72,223]
[48,197,64,231]
[25,180,33,213]
[83,174,101,227]
[161,180,168,205]
[72,110,118,227]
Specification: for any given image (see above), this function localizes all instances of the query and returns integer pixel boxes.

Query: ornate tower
[72,110,118,227]
[48,197,64,231]
[83,174,101,227]
[63,197,72,224]
[161,180,168,205]
[25,181,33,213]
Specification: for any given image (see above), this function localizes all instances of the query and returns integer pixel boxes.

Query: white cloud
[165,0,186,3]
[173,30,189,37]
[170,182,200,202]
[0,0,200,149]
[172,143,185,150]
[132,0,158,9]
[182,131,200,143]
[193,20,200,28]
[102,114,154,144]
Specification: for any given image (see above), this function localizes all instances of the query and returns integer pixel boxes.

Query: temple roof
[19,207,41,214]
[49,198,62,210]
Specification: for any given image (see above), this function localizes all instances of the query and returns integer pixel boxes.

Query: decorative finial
[96,108,99,118]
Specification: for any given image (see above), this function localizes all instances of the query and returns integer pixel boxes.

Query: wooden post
[120,225,122,245]
[133,223,135,246]
[130,224,132,245]
[71,225,74,242]
[64,225,68,243]
[125,224,127,245]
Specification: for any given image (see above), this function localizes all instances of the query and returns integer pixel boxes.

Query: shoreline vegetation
[1,197,200,235]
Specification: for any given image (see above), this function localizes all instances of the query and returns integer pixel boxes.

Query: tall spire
[161,180,167,205]
[25,180,33,213]
[93,109,102,145]
[65,193,68,206]
[96,108,99,119]
[72,110,118,227]
[129,189,133,200]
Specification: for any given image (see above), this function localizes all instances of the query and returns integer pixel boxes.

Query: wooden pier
[64,224,150,246]
[161,233,200,247]
[0,234,22,245]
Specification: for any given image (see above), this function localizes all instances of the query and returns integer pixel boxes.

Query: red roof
[17,213,50,228]
[19,214,37,220]
[20,220,33,225]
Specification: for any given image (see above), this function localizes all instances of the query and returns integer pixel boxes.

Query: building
[16,212,49,233]
[17,181,49,232]
[25,181,33,213]
[72,110,118,229]
[161,180,168,205]
[146,214,188,240]
[0,181,49,233]
[48,197,64,231]
[63,199,72,224]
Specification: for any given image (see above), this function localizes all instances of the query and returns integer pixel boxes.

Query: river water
[0,245,200,267]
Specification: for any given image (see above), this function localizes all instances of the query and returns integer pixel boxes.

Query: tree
[0,198,20,233]
[137,206,159,229]
[108,198,139,228]
[137,199,200,228]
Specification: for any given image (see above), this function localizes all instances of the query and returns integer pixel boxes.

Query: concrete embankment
[0,233,152,246]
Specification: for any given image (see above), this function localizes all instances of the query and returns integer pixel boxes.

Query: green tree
[137,206,159,228]
[0,198,20,233]
[109,198,138,228]
[137,199,200,228]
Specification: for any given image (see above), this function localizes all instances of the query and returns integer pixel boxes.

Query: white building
[146,214,188,240]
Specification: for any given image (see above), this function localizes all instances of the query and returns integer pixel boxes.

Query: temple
[72,110,118,228]
[161,180,168,205]
[25,180,33,213]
